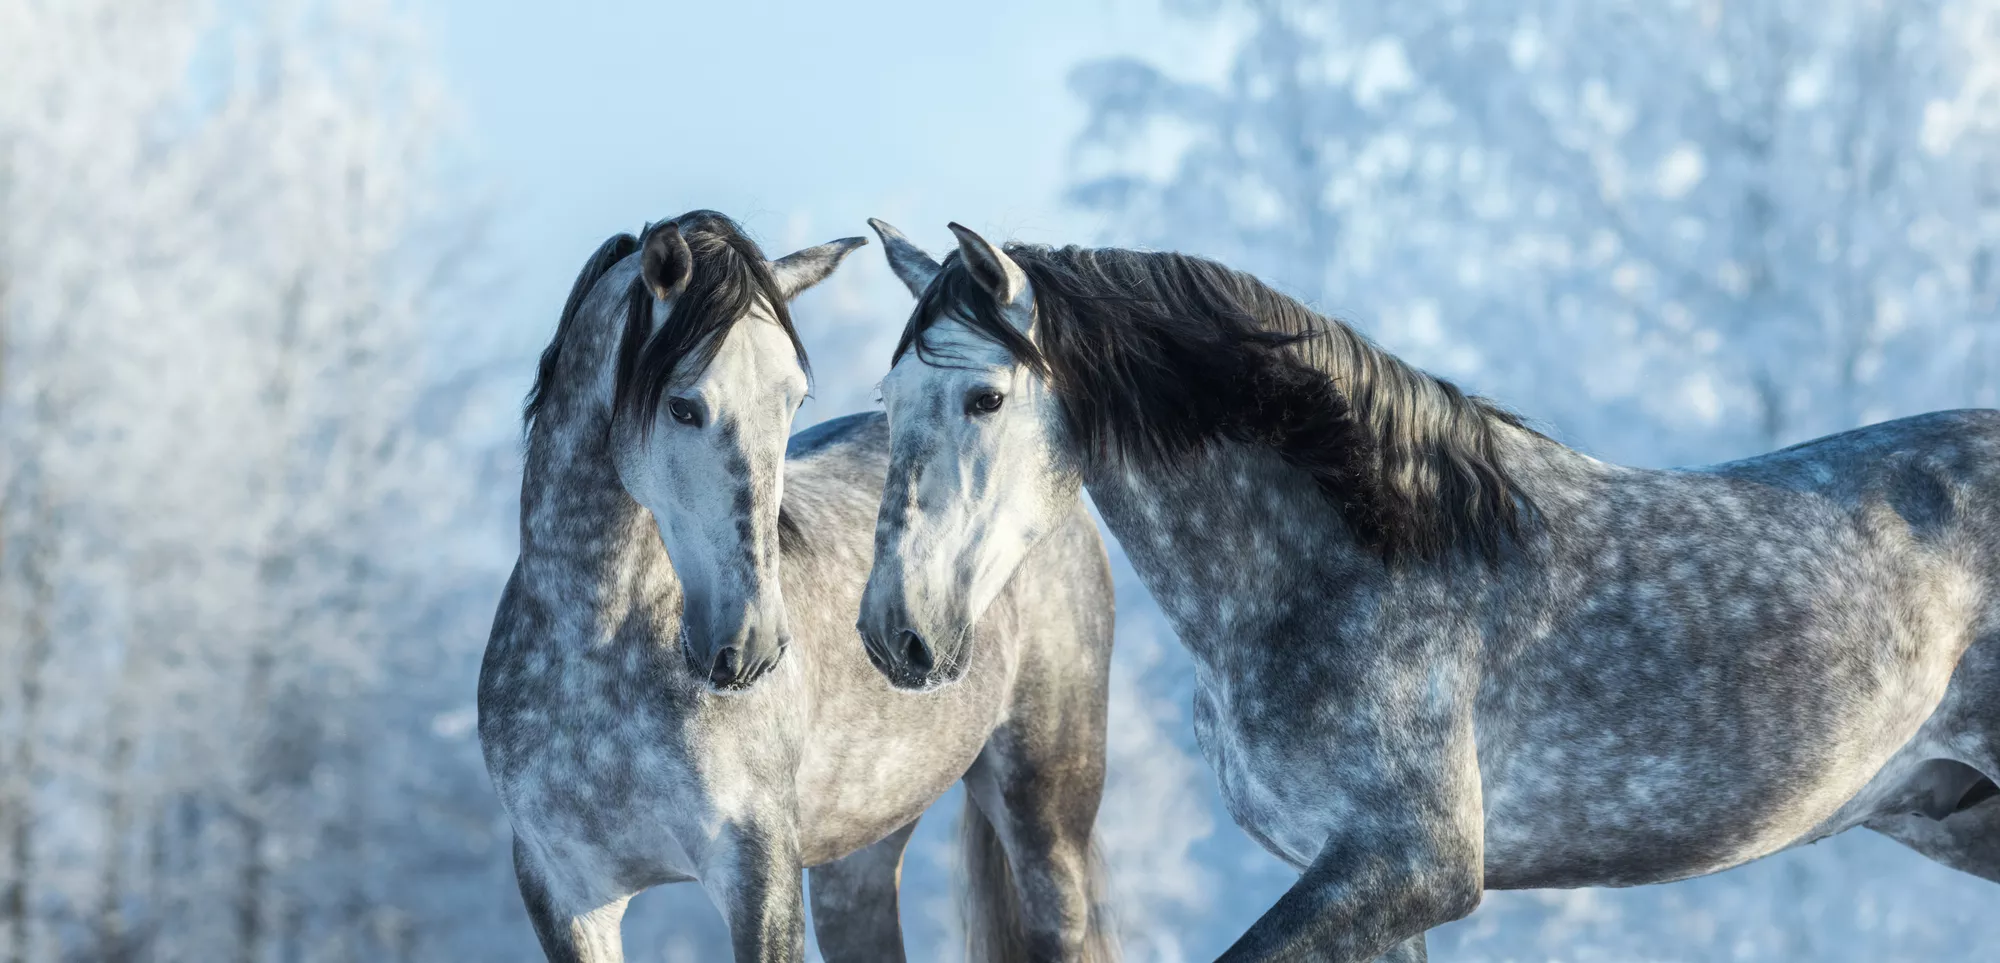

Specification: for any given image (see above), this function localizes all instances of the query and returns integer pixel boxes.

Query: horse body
[482,222,1116,963]
[1481,411,1997,886]
[1100,410,2000,897]
[859,222,2000,963]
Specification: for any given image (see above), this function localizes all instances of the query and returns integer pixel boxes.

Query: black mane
[895,245,1535,563]
[523,231,640,430]
[614,211,808,434]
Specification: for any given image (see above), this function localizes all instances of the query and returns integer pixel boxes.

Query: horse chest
[1192,674,1336,869]
[489,646,795,888]
[495,716,708,888]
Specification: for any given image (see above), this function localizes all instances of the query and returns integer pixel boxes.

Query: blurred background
[4,0,1999,960]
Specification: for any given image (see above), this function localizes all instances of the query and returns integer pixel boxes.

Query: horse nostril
[860,632,887,671]
[710,645,742,685]
[898,630,933,673]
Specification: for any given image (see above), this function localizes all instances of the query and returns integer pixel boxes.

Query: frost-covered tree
[1073,0,2000,465]
[0,1,508,960]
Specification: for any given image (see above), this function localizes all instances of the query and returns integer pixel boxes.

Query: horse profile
[857,219,2000,963]
[478,211,1118,962]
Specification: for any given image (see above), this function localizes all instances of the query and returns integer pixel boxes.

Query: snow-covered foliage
[1073,0,2000,466]
[0,1,513,959]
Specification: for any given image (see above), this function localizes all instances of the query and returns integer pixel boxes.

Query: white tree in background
[1073,0,2000,465]
[0,1,506,960]
[1071,0,2000,959]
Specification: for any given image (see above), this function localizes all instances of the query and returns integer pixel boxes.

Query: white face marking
[612,298,807,684]
[859,306,1081,685]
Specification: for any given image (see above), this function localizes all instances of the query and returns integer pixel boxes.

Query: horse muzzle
[857,621,942,690]
[682,610,790,692]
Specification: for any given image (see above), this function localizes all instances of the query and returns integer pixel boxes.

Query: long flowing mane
[523,231,639,429]
[895,244,1536,562]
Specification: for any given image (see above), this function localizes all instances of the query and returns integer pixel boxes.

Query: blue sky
[417,0,1196,364]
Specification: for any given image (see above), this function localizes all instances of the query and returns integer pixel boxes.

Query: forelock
[614,211,810,435]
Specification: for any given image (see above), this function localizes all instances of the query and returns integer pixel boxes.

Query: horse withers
[859,219,2000,963]
[478,212,1118,963]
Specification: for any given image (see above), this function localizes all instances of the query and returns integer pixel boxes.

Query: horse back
[1474,410,2000,887]
[1704,409,2000,585]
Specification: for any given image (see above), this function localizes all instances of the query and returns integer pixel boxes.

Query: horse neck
[1078,420,1582,666]
[1080,443,1352,665]
[516,405,682,635]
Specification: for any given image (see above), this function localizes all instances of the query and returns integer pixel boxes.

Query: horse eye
[967,391,1005,415]
[667,397,701,426]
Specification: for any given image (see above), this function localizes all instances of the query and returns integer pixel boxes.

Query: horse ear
[946,222,1028,308]
[868,218,941,298]
[768,236,868,302]
[641,221,692,302]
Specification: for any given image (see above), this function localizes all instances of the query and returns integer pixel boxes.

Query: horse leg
[1867,743,2000,882]
[1210,808,1479,963]
[1374,935,1429,962]
[807,818,920,963]
[1866,631,2000,883]
[513,837,630,963]
[1208,686,1485,963]
[1869,788,2000,883]
[701,822,808,963]
[962,727,1113,963]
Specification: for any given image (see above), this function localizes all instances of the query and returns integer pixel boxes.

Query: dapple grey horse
[478,212,1117,963]
[856,220,2000,963]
